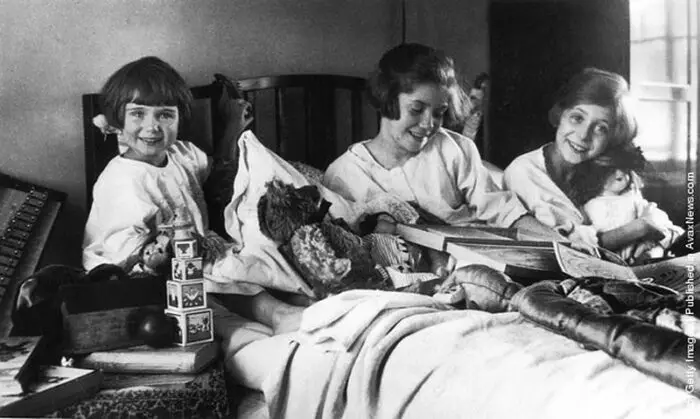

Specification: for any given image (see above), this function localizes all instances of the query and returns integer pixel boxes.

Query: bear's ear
[264,178,295,208]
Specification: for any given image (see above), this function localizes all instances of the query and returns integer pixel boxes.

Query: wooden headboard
[82,74,378,208]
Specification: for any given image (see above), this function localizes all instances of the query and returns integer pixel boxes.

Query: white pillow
[210,131,359,296]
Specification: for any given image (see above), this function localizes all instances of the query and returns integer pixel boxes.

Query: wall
[404,0,490,87]
[0,0,402,266]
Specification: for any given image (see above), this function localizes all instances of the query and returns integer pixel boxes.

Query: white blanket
[256,291,699,419]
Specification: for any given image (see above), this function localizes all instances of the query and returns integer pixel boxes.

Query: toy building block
[171,257,203,281]
[166,280,207,311]
[165,308,214,346]
[173,238,198,259]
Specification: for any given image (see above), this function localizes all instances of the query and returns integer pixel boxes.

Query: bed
[82,74,700,418]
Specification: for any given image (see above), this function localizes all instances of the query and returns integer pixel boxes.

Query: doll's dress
[583,190,684,264]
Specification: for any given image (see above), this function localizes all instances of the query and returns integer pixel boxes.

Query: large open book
[0,365,102,417]
[396,224,640,283]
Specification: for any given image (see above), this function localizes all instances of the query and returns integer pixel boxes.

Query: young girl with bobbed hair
[83,56,305,334]
[504,67,681,258]
[323,43,561,241]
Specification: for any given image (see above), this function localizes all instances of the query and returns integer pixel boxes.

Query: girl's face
[554,104,612,164]
[383,82,450,156]
[120,102,179,166]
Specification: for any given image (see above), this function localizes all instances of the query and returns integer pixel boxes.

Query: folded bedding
[222,290,699,419]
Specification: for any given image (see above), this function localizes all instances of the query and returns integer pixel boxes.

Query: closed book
[421,224,520,240]
[0,365,103,417]
[0,336,46,395]
[397,223,565,282]
[73,340,218,374]
[444,241,565,282]
[395,223,519,251]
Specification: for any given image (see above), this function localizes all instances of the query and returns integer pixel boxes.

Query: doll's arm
[635,197,684,247]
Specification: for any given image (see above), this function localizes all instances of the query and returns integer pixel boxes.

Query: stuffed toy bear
[257,179,441,299]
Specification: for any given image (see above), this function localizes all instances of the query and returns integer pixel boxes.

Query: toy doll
[573,161,683,264]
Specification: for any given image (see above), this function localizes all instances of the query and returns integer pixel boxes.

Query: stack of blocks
[164,220,214,346]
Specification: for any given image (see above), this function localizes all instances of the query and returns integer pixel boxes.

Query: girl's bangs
[128,79,179,107]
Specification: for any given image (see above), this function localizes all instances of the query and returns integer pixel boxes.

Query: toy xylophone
[0,172,65,338]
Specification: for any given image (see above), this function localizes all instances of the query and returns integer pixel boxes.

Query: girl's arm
[597,218,665,251]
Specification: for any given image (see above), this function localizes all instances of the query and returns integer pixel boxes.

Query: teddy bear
[257,178,442,299]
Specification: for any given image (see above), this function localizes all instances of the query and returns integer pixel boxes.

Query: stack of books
[72,340,219,388]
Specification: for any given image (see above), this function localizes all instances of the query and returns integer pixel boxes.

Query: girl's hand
[567,225,601,256]
[569,224,599,247]
[640,217,666,242]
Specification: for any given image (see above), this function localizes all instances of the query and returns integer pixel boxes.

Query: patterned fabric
[364,233,414,270]
[49,361,231,419]
[359,194,420,225]
[284,223,393,299]
[289,224,352,285]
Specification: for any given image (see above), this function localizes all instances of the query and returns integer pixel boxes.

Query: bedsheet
[224,290,699,419]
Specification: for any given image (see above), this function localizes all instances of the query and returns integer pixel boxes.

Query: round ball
[137,312,175,348]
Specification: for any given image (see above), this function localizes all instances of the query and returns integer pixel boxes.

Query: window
[630,0,698,180]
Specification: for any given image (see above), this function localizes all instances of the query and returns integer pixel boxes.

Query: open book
[396,224,640,283]
[0,336,46,396]
[0,365,103,417]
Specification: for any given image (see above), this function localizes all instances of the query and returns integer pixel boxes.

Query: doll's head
[567,144,647,206]
[141,231,173,273]
[600,169,632,196]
